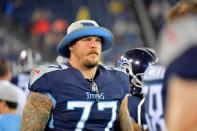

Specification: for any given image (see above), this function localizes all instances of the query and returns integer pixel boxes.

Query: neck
[68,60,98,79]
[80,67,97,80]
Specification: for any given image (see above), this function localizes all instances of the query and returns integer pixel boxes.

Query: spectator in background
[42,18,68,62]
[31,8,52,37]
[148,0,171,34]
[30,8,52,59]
[52,18,68,34]
[0,58,26,115]
[11,49,42,97]
[76,6,91,20]
[0,83,21,131]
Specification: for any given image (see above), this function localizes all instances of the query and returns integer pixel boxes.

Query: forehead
[71,36,103,46]
[78,36,102,40]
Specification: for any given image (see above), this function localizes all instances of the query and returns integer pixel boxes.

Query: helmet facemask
[117,48,158,95]
[117,56,143,95]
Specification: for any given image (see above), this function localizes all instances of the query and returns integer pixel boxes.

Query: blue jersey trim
[49,114,54,128]
[47,93,56,129]
[47,93,57,108]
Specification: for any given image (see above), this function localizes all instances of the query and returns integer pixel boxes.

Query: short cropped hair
[168,0,197,22]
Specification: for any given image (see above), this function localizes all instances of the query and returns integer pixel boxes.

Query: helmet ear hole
[125,68,130,74]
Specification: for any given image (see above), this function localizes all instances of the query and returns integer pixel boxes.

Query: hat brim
[57,26,114,57]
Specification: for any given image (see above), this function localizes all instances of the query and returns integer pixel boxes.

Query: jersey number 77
[67,101,118,131]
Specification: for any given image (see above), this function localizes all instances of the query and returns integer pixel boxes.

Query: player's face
[70,36,102,68]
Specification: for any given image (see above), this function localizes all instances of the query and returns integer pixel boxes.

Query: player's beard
[83,57,100,69]
[83,52,100,69]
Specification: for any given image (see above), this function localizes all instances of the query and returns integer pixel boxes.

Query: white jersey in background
[143,65,167,131]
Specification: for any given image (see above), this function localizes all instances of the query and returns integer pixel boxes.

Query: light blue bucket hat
[57,20,114,57]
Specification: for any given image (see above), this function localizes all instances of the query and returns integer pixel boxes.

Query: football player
[117,48,158,131]
[142,1,197,130]
[143,64,166,131]
[158,0,197,130]
[21,20,133,131]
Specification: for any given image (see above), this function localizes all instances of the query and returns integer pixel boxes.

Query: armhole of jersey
[46,93,57,109]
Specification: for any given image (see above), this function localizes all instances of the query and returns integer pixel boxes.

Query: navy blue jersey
[143,65,167,131]
[29,63,130,131]
[128,95,146,130]
[164,46,197,85]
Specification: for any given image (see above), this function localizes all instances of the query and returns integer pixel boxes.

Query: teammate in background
[143,64,166,131]
[117,48,158,131]
[0,58,26,115]
[0,83,21,131]
[158,0,197,130]
[11,49,42,96]
[143,1,197,131]
[21,20,133,131]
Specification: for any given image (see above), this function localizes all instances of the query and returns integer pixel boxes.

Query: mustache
[88,50,99,55]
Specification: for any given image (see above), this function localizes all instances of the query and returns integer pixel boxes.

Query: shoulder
[100,64,128,75]
[29,64,69,86]
[100,64,129,83]
[166,45,197,79]
[144,64,166,81]
[99,64,130,94]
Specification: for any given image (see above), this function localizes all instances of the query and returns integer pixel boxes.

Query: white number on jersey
[67,101,118,131]
[144,84,167,131]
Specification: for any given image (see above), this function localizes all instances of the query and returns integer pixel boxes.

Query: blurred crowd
[0,0,177,66]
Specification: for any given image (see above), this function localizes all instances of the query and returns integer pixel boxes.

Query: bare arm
[21,92,54,131]
[119,95,134,131]
[166,76,197,131]
[132,121,142,131]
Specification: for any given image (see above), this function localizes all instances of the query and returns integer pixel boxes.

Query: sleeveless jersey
[29,64,130,131]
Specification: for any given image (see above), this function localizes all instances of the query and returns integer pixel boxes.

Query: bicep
[167,76,197,131]
[21,91,54,131]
